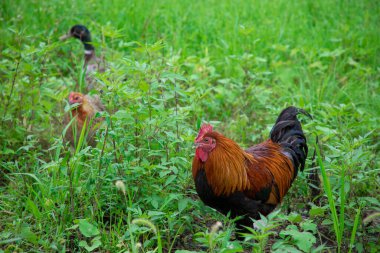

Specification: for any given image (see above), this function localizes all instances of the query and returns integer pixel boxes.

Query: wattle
[196,148,208,162]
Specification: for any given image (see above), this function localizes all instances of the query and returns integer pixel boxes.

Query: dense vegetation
[1,0,379,252]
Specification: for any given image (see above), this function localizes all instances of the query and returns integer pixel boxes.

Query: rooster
[192,106,311,237]
[64,92,105,147]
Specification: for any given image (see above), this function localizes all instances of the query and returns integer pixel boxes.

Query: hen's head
[69,92,84,105]
[194,124,216,162]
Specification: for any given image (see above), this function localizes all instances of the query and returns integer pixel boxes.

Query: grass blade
[315,144,341,252]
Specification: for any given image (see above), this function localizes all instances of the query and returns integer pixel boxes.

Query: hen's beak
[193,142,201,148]
[68,102,81,109]
[59,33,72,41]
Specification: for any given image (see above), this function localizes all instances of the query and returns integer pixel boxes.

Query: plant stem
[2,59,20,127]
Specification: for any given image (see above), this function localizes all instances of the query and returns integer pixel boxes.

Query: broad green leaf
[26,198,41,220]
[79,237,102,252]
[165,174,176,186]
[272,241,303,253]
[286,213,302,223]
[309,206,325,217]
[20,226,38,245]
[280,228,316,252]
[78,220,100,238]
[178,198,188,212]
[220,241,244,253]
[300,220,317,233]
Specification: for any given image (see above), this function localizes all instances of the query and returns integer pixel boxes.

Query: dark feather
[270,106,309,174]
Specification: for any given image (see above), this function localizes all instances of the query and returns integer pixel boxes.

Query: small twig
[28,54,48,132]
[94,124,109,212]
[319,230,336,245]
[166,136,169,162]
[109,119,125,177]
[2,59,21,126]
[308,135,322,204]
[109,119,117,158]
[174,86,180,152]
[134,115,140,164]
[97,125,109,177]
[0,210,16,215]
[66,155,75,216]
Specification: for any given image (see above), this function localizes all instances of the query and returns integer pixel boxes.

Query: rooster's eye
[204,137,209,142]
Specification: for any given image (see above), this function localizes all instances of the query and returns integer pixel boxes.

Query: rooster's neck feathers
[193,132,254,196]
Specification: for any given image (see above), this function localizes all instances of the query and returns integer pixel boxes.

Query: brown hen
[64,92,105,147]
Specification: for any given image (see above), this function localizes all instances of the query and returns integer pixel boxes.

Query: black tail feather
[270,106,310,175]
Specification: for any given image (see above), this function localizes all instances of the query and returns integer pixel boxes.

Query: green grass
[1,0,379,252]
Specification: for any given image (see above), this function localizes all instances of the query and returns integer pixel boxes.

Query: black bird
[60,24,105,91]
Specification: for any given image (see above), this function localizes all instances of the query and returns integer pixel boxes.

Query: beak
[69,102,81,108]
[59,33,72,41]
[193,142,201,148]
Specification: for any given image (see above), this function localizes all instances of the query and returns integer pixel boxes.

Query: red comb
[195,124,213,141]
